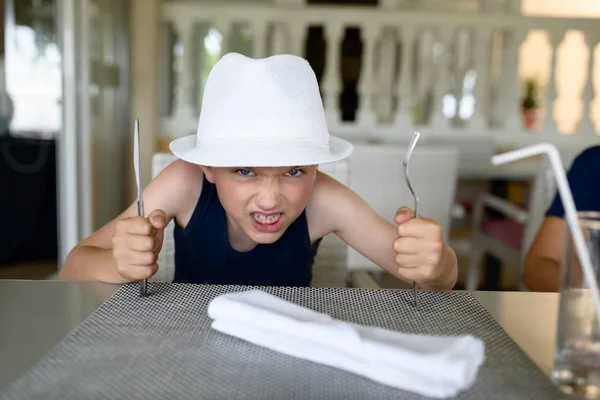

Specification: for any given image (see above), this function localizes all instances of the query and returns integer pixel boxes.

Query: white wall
[129,0,160,204]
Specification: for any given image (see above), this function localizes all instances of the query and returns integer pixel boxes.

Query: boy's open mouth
[252,213,282,225]
[251,212,284,234]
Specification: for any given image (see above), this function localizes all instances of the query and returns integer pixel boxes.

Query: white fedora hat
[169,53,353,167]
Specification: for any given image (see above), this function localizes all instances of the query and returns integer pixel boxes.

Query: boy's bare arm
[307,172,457,291]
[523,216,564,292]
[59,161,202,283]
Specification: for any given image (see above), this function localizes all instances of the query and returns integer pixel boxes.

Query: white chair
[427,136,495,177]
[466,157,555,291]
[345,143,460,287]
[151,152,178,282]
[150,152,353,286]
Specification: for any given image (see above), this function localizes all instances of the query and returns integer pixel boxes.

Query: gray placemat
[0,283,566,399]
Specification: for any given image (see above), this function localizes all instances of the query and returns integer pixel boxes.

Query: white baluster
[471,27,493,132]
[253,21,269,59]
[357,24,379,126]
[322,22,344,124]
[215,19,232,55]
[173,17,196,121]
[380,0,402,8]
[451,29,471,122]
[274,0,303,5]
[543,31,563,134]
[288,21,306,57]
[415,29,433,125]
[375,28,398,123]
[508,0,522,14]
[578,35,599,135]
[394,25,416,129]
[269,22,289,56]
[431,27,454,130]
[504,28,528,134]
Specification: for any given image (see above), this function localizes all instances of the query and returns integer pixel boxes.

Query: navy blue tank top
[546,145,600,218]
[173,175,318,286]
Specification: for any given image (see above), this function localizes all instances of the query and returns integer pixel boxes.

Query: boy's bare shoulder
[306,170,357,237]
[158,159,203,188]
[149,159,204,213]
[310,169,357,203]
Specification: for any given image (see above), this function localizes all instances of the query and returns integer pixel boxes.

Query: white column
[431,27,454,130]
[470,27,493,132]
[357,24,379,126]
[504,28,528,134]
[394,25,416,128]
[578,35,599,135]
[322,22,344,124]
[252,21,269,59]
[288,21,306,57]
[172,17,196,121]
[57,0,81,263]
[130,0,160,203]
[543,31,563,134]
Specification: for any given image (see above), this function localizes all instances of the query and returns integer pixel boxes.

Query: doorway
[0,0,130,276]
[58,0,130,265]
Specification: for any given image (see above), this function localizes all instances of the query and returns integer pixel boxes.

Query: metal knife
[134,119,147,297]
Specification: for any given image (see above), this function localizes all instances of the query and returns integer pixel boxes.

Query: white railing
[158,2,600,175]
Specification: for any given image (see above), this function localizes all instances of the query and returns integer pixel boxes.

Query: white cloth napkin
[207,289,485,399]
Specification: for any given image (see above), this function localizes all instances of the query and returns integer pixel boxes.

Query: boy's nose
[256,181,282,211]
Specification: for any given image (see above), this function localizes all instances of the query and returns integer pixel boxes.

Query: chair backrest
[151,152,178,282]
[427,136,495,177]
[311,160,351,287]
[520,157,555,259]
[345,143,460,271]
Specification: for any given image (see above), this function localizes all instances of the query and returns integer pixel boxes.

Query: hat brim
[169,134,354,167]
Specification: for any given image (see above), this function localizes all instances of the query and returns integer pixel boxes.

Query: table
[470,290,559,376]
[0,280,559,391]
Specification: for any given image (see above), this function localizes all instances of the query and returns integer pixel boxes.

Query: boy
[59,53,458,291]
[524,145,600,291]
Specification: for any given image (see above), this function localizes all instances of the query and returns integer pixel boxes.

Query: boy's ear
[200,166,215,183]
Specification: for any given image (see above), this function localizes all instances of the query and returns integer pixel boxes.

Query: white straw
[491,143,600,331]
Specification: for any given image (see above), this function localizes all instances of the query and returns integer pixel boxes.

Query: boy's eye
[236,169,254,176]
[286,169,303,177]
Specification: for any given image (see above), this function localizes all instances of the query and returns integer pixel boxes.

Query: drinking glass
[553,211,600,398]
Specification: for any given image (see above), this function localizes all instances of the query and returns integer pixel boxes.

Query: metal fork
[403,131,421,308]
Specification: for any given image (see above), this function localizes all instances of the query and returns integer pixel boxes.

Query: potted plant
[521,77,541,130]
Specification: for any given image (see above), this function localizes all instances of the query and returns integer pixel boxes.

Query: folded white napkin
[207,290,485,399]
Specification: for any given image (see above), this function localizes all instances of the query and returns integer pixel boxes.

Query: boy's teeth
[254,213,280,223]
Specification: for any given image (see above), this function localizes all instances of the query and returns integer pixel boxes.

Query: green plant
[521,77,540,110]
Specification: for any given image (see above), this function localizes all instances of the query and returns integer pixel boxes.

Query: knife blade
[134,119,147,297]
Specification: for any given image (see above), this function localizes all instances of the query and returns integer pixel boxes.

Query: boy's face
[201,165,318,244]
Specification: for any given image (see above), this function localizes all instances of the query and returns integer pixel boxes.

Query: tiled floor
[0,255,519,289]
[0,261,57,280]
[371,255,520,291]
